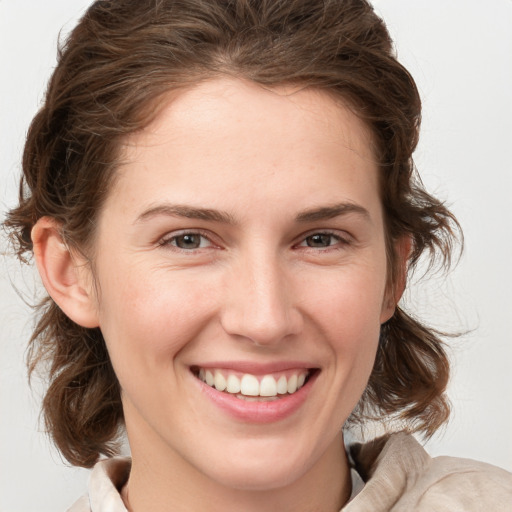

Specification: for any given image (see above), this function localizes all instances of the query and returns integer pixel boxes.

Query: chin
[192,437,320,492]
[209,458,307,492]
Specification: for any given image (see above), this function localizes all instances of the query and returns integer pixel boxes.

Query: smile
[193,367,311,401]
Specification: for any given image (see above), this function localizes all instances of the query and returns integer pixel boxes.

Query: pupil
[308,234,330,247]
[177,234,200,249]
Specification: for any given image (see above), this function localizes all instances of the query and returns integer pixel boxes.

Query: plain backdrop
[1,1,511,511]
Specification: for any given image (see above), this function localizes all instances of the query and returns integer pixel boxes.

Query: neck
[122,422,351,512]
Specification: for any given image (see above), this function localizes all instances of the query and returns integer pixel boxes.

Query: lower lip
[195,372,317,423]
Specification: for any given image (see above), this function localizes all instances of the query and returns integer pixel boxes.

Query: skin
[33,78,405,512]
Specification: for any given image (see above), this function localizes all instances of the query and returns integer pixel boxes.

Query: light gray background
[1,1,511,511]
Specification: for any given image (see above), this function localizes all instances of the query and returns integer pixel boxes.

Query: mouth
[191,366,315,402]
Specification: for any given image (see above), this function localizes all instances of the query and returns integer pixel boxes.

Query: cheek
[95,267,216,376]
[326,288,382,369]
[304,260,387,334]
[304,262,385,377]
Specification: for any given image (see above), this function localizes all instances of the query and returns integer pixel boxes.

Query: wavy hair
[5,0,461,467]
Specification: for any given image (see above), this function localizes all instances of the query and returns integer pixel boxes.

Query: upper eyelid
[158,228,351,238]
[296,229,353,243]
[155,228,354,249]
[158,229,216,246]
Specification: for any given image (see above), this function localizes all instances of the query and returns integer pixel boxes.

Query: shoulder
[67,495,90,512]
[66,457,131,512]
[345,432,512,512]
[413,454,512,511]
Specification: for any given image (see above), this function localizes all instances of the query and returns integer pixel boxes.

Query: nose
[219,250,303,346]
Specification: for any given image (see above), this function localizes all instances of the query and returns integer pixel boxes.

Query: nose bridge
[220,244,301,345]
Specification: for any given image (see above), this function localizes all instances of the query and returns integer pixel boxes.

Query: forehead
[122,78,376,163]
[112,77,380,218]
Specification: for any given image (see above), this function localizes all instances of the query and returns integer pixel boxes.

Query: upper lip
[190,361,317,375]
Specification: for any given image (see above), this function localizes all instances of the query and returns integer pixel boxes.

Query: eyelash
[295,231,352,251]
[158,230,215,251]
[158,230,351,253]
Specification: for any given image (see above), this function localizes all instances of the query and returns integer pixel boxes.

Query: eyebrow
[135,204,236,224]
[135,201,370,225]
[295,203,371,223]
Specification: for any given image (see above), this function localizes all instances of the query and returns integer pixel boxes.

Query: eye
[161,232,213,250]
[305,234,335,248]
[296,231,351,250]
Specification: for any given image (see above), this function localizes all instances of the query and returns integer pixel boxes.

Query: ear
[32,217,100,328]
[380,235,412,323]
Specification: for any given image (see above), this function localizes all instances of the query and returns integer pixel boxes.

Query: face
[89,78,394,490]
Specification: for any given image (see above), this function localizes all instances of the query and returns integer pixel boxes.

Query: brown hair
[5,0,461,468]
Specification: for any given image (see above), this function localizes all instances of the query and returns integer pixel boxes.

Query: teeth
[226,374,241,393]
[236,394,279,402]
[276,375,288,395]
[197,368,310,398]
[287,374,298,394]
[260,375,277,397]
[205,370,214,386]
[240,374,259,396]
[214,371,227,392]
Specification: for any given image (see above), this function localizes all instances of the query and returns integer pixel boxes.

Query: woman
[4,0,512,510]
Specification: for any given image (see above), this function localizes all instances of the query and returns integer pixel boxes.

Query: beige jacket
[67,433,512,511]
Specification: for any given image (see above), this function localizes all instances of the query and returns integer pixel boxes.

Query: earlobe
[380,235,412,323]
[31,217,99,328]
